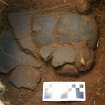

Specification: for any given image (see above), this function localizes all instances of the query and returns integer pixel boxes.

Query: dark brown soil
[1,1,105,105]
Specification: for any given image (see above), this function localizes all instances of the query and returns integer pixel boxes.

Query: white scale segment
[43,82,86,102]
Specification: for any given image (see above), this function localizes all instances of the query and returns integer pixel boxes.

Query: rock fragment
[57,64,79,76]
[76,0,90,13]
[0,100,5,105]
[0,81,6,96]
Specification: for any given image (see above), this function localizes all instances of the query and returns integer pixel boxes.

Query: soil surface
[0,1,105,105]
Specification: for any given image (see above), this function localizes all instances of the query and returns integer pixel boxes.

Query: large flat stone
[32,15,56,46]
[0,30,40,73]
[8,11,37,56]
[0,30,19,73]
[10,66,41,89]
[56,14,98,49]
[51,47,76,67]
[32,12,98,49]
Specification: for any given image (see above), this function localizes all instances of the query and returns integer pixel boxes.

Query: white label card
[43,82,86,102]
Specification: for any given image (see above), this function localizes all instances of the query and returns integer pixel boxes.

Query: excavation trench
[0,0,105,105]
